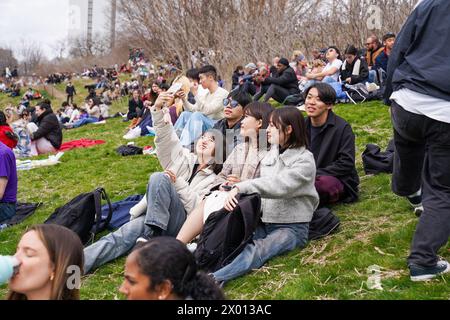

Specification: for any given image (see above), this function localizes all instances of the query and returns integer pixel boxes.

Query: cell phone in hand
[168,83,183,94]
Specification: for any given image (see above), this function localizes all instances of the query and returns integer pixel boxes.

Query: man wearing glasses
[213,90,252,163]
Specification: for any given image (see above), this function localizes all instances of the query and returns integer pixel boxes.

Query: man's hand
[345,77,352,84]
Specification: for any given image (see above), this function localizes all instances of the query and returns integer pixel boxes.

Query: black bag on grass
[308,207,341,241]
[44,188,113,245]
[362,140,395,175]
[194,193,262,273]
[116,145,143,156]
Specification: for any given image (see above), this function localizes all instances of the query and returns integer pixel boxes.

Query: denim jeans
[391,102,450,267]
[174,111,216,147]
[73,117,98,128]
[0,203,16,224]
[368,70,377,83]
[83,173,187,273]
[212,222,309,282]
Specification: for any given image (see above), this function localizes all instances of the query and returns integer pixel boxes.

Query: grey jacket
[236,146,319,224]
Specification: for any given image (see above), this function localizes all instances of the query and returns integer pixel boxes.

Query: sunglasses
[223,99,240,108]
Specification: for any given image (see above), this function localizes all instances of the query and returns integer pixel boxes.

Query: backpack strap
[90,188,113,243]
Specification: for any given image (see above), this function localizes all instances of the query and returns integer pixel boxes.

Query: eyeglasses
[223,99,240,108]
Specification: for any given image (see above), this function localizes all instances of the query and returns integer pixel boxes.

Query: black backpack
[362,139,395,175]
[194,193,262,273]
[44,188,113,245]
[308,207,341,241]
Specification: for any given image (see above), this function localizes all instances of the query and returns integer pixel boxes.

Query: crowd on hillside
[1,0,450,301]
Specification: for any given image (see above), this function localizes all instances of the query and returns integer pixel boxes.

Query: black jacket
[340,58,369,85]
[128,98,143,115]
[213,117,243,162]
[32,109,63,149]
[65,85,76,96]
[306,111,359,203]
[263,66,300,94]
[385,0,450,103]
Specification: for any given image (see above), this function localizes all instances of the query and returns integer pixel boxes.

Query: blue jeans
[174,111,216,147]
[368,70,377,83]
[0,203,16,224]
[83,173,187,273]
[212,223,309,283]
[73,117,98,128]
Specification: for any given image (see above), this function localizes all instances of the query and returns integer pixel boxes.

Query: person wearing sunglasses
[212,90,252,163]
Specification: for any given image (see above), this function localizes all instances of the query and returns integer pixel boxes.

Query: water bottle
[0,256,20,284]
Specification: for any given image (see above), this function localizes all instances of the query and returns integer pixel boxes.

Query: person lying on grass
[120,237,224,300]
[177,107,319,284]
[83,91,222,273]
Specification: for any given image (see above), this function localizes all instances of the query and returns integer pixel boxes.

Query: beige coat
[151,108,217,214]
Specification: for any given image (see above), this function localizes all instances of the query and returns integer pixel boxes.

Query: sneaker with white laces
[409,259,450,282]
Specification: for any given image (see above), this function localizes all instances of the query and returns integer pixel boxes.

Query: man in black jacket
[304,83,359,205]
[127,90,143,121]
[262,58,300,104]
[65,81,77,104]
[385,0,450,282]
[213,89,251,162]
[29,102,63,155]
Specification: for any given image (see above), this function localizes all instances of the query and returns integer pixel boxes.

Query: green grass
[0,91,449,300]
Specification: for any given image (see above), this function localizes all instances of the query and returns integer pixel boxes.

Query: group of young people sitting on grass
[1,64,360,299]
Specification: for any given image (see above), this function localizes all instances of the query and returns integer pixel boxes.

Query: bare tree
[18,40,44,75]
[0,47,18,72]
[68,33,111,58]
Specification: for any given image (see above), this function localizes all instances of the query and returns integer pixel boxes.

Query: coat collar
[307,110,336,134]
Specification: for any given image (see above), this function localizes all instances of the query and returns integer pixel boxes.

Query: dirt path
[36,84,66,102]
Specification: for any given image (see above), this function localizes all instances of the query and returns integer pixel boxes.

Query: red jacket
[0,125,18,149]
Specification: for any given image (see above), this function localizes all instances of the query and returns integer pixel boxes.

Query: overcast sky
[0,0,109,60]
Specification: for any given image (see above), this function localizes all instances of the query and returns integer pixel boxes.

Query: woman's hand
[224,187,239,212]
[174,90,186,100]
[154,92,174,110]
[164,170,177,183]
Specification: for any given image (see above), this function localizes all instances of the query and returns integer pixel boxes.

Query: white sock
[408,189,422,198]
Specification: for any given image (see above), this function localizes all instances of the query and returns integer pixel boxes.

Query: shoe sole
[410,264,450,282]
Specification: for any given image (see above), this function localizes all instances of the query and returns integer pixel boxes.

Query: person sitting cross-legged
[260,58,300,104]
[304,83,360,205]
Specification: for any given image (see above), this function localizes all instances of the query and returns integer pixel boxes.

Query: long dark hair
[270,107,308,149]
[135,237,225,300]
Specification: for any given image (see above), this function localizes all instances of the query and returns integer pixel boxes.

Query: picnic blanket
[59,139,106,152]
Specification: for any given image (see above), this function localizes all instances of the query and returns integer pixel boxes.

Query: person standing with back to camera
[385,0,450,282]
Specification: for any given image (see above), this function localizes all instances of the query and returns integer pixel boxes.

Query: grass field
[0,88,449,300]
